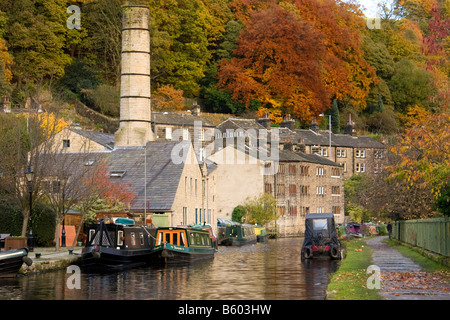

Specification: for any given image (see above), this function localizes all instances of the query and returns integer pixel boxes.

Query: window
[316,186,325,195]
[183,129,189,141]
[316,167,324,176]
[356,163,365,172]
[299,185,309,195]
[63,139,70,148]
[332,206,341,215]
[117,231,124,246]
[278,164,286,174]
[130,232,136,246]
[289,184,296,194]
[355,149,366,158]
[331,167,340,177]
[300,166,309,175]
[289,164,296,174]
[289,206,297,216]
[317,207,325,213]
[190,178,193,196]
[109,170,126,178]
[182,207,187,225]
[139,233,144,245]
[332,186,340,195]
[195,179,197,197]
[374,150,384,159]
[276,184,285,195]
[264,183,272,193]
[165,127,172,140]
[337,149,347,158]
[277,206,286,216]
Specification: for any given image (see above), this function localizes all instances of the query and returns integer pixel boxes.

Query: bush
[231,205,245,223]
[0,200,23,236]
[32,203,56,247]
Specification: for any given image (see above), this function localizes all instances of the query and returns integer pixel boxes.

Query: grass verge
[326,238,383,300]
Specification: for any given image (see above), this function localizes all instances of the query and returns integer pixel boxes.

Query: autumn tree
[242,193,277,226]
[383,110,449,218]
[219,0,377,123]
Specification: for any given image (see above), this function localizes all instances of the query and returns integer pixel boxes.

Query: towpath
[365,236,450,300]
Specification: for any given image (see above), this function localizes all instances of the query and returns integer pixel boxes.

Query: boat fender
[304,247,313,259]
[330,246,339,259]
[161,249,169,258]
[22,256,33,266]
[93,251,101,259]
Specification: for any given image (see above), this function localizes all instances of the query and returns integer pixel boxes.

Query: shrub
[32,203,56,247]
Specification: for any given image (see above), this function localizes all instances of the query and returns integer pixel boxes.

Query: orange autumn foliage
[220,0,377,122]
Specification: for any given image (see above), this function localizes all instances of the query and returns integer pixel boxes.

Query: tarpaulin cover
[302,213,340,247]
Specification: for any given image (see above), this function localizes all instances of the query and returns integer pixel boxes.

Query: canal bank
[326,236,450,300]
[19,247,82,275]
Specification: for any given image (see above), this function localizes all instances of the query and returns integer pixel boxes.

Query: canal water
[0,238,339,300]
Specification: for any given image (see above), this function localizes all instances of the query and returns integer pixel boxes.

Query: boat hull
[152,247,215,265]
[0,248,32,278]
[81,246,156,272]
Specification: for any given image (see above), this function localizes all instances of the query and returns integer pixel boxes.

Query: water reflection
[0,238,338,300]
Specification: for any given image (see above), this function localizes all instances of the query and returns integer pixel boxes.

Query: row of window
[265,184,341,196]
[182,206,214,225]
[277,206,341,216]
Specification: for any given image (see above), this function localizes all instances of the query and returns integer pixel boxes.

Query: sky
[356,0,381,17]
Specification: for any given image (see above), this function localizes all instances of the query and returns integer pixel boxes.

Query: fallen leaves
[380,271,450,297]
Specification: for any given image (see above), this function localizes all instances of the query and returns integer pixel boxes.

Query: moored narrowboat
[151,224,216,264]
[254,225,269,242]
[217,219,257,246]
[81,218,157,271]
[0,248,33,278]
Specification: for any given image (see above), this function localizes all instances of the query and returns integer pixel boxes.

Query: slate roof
[279,128,385,149]
[216,118,266,131]
[152,111,214,127]
[41,140,191,212]
[107,141,191,212]
[69,128,115,150]
[278,149,341,167]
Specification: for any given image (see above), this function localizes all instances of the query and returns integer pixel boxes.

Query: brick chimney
[257,112,272,129]
[344,113,356,136]
[280,114,295,131]
[309,117,319,133]
[115,1,154,147]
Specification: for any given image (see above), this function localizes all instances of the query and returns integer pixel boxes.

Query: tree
[218,0,377,122]
[242,193,277,225]
[384,111,449,219]
[231,205,245,223]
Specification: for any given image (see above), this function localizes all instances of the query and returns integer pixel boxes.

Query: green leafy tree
[243,193,277,226]
[231,205,245,223]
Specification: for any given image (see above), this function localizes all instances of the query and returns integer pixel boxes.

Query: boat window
[131,232,136,246]
[173,233,178,246]
[139,233,144,245]
[117,230,124,246]
[165,233,170,243]
[190,232,195,244]
[313,219,328,231]
[180,232,185,247]
[89,229,95,243]
[158,232,162,245]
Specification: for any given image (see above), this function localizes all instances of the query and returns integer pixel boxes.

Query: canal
[0,238,339,300]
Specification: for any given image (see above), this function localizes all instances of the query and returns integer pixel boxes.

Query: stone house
[278,115,386,179]
[207,145,265,221]
[264,149,345,237]
[47,127,114,153]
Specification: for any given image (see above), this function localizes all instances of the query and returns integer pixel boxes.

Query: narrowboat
[151,224,216,264]
[217,219,257,246]
[254,225,269,242]
[0,248,33,278]
[81,218,157,271]
[301,213,342,260]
